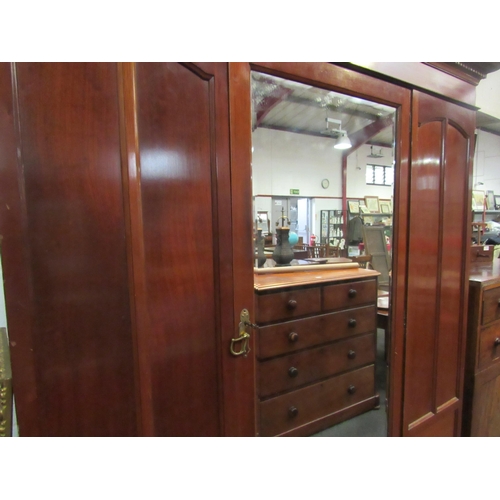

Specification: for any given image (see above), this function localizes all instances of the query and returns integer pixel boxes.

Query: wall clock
[321,179,329,189]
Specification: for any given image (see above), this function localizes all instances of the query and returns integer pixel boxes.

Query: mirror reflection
[251,71,396,437]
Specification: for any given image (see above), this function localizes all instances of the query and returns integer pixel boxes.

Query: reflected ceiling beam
[254,85,293,130]
[342,115,394,154]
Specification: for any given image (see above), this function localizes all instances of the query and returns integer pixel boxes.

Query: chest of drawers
[463,258,500,436]
[254,267,380,437]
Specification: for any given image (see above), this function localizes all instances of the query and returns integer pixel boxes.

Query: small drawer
[257,305,377,359]
[259,364,375,437]
[482,287,500,325]
[255,287,321,324]
[323,279,377,312]
[478,322,500,370]
[259,333,375,398]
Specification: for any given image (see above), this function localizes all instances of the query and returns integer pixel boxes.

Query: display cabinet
[320,210,345,246]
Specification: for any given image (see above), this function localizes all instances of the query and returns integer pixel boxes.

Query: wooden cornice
[425,62,500,86]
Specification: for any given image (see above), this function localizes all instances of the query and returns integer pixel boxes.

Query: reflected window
[366,164,394,186]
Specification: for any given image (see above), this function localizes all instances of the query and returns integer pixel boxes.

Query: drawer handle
[347,350,356,359]
[348,318,357,328]
[347,385,357,395]
[287,299,297,310]
[288,367,299,378]
[288,406,299,418]
[494,338,500,347]
[288,332,299,343]
[348,289,357,298]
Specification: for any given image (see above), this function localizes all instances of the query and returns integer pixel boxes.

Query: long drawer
[257,305,376,359]
[323,279,377,311]
[259,333,375,398]
[260,364,375,437]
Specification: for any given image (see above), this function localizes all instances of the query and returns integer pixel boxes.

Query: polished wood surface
[255,271,379,435]
[254,267,379,291]
[257,305,376,359]
[404,90,474,436]
[256,287,321,323]
[259,333,375,397]
[342,62,476,107]
[463,258,500,436]
[260,364,376,437]
[1,63,137,435]
[134,62,232,436]
[0,63,41,435]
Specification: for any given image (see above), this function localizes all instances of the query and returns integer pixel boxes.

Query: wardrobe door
[403,91,474,436]
[127,63,255,436]
[0,63,137,436]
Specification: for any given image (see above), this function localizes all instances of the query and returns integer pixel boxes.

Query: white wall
[252,128,394,235]
[252,128,343,198]
[476,70,500,120]
[474,129,500,195]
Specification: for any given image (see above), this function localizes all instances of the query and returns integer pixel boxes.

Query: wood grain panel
[436,125,468,406]
[135,63,221,436]
[12,63,137,435]
[0,63,41,435]
[404,90,474,436]
[405,120,442,424]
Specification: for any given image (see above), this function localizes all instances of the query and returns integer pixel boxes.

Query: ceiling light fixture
[321,117,352,150]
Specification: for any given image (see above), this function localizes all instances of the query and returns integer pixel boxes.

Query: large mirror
[251,71,396,436]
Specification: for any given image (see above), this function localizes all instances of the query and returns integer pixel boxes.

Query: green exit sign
[290,189,300,195]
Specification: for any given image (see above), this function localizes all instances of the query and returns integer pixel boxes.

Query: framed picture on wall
[348,200,360,214]
[359,205,370,214]
[379,201,391,214]
[472,190,485,210]
[364,196,380,213]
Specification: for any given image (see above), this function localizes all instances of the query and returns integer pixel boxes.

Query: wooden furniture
[254,267,380,436]
[462,258,500,436]
[0,61,485,437]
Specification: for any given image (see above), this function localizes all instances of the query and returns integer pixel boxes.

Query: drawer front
[256,287,321,324]
[323,279,377,312]
[482,287,500,325]
[257,305,377,359]
[260,364,375,437]
[478,321,500,370]
[259,333,375,398]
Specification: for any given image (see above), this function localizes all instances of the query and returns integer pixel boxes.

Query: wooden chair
[326,245,340,257]
[307,244,327,258]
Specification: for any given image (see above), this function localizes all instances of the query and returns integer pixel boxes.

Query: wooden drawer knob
[347,385,357,395]
[348,289,357,298]
[287,299,297,310]
[288,332,299,343]
[348,318,357,328]
[288,367,299,378]
[288,406,299,418]
[494,338,500,347]
[347,350,356,359]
